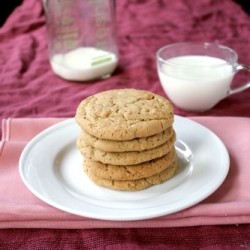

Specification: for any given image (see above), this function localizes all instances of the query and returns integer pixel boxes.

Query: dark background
[0,0,22,26]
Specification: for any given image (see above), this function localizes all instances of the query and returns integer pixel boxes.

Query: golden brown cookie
[83,156,179,191]
[78,132,176,165]
[83,148,176,180]
[77,126,173,152]
[75,89,174,140]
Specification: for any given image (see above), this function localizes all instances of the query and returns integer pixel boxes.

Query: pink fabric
[0,116,250,229]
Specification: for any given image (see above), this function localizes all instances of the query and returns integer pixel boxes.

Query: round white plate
[19,116,229,221]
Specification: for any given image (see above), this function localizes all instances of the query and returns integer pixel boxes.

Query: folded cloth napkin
[0,116,250,229]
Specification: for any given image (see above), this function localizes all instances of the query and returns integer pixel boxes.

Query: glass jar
[44,0,118,81]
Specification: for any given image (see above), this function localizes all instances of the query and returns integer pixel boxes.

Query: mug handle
[227,64,250,96]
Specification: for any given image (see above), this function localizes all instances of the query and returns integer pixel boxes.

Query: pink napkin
[0,116,250,229]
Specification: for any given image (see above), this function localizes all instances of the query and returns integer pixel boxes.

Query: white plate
[19,116,229,221]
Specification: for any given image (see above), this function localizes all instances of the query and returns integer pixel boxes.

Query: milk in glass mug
[156,42,250,112]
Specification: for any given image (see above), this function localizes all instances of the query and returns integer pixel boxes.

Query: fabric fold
[1,116,250,229]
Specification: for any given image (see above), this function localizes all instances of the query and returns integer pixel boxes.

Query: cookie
[78,131,176,165]
[77,126,173,152]
[75,89,174,140]
[83,148,176,180]
[83,156,179,191]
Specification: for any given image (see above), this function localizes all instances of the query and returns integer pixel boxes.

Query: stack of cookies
[75,89,179,191]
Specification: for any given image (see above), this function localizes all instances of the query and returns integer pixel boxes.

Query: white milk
[158,55,235,111]
[50,47,118,81]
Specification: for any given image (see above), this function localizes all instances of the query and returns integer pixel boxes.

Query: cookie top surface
[75,89,174,140]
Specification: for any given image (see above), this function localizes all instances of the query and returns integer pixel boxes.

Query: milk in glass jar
[44,0,118,81]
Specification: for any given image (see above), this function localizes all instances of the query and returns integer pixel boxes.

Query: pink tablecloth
[1,0,250,249]
[1,116,250,229]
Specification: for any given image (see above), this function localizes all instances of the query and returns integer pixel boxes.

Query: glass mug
[156,42,250,112]
[44,0,118,81]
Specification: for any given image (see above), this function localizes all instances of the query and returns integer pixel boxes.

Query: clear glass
[156,42,250,112]
[44,0,118,82]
